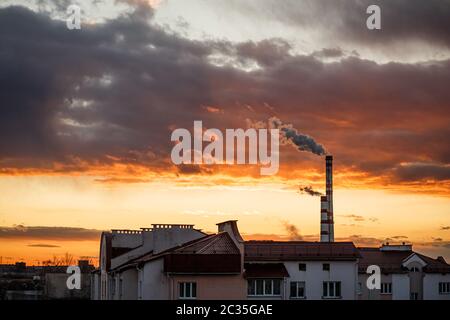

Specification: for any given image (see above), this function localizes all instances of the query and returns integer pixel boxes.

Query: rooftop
[112,232,240,272]
[244,241,360,261]
[358,247,450,273]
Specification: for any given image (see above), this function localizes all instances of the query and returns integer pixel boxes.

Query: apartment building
[244,240,359,300]
[93,220,364,300]
[358,244,450,300]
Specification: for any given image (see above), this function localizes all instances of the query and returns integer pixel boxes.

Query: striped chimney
[320,155,334,242]
[320,196,330,242]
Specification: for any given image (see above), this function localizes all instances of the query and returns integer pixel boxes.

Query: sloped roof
[244,263,289,278]
[173,232,240,254]
[358,248,411,273]
[244,241,360,261]
[113,232,239,271]
[358,247,450,273]
[415,253,450,273]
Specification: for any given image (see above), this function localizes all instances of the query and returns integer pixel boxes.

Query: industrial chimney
[320,155,334,242]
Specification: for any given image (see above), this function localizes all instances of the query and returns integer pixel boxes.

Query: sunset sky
[0,0,449,265]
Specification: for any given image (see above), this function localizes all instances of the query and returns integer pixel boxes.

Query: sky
[0,0,449,265]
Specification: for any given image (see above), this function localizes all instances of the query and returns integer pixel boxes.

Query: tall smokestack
[320,196,330,242]
[320,155,334,242]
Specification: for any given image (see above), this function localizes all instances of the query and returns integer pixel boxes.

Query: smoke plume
[282,221,303,240]
[299,186,323,197]
[269,117,326,156]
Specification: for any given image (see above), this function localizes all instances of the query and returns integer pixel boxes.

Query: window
[381,283,392,294]
[298,263,306,271]
[322,281,341,299]
[439,282,450,294]
[290,281,305,299]
[410,292,419,300]
[179,282,197,299]
[322,263,330,271]
[248,279,282,297]
[357,282,362,294]
[409,267,420,272]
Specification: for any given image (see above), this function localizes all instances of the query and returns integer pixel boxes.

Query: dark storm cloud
[235,38,292,67]
[0,5,449,187]
[0,225,102,240]
[0,5,215,167]
[318,0,450,48]
[392,163,450,182]
[225,0,450,48]
[312,48,345,59]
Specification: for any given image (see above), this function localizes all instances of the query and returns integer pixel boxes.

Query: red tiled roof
[244,263,289,278]
[244,241,360,261]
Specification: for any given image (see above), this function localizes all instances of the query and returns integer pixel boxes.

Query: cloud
[0,225,102,241]
[341,214,366,222]
[312,48,345,59]
[94,177,151,184]
[338,234,407,246]
[340,214,378,223]
[342,235,385,246]
[202,106,224,114]
[392,162,450,182]
[441,226,450,231]
[390,235,408,240]
[243,232,317,242]
[27,243,61,248]
[220,0,450,49]
[235,38,292,67]
[0,5,449,193]
[176,164,213,175]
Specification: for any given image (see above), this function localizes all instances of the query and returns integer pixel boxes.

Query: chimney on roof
[437,256,447,264]
[320,155,334,242]
[217,220,244,271]
[217,220,244,244]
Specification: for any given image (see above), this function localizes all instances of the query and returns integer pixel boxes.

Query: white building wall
[91,273,100,300]
[423,274,450,300]
[119,269,138,300]
[283,261,357,300]
[140,258,170,300]
[392,274,409,300]
[111,228,204,270]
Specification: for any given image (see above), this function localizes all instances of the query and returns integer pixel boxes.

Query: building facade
[358,244,450,300]
[90,220,450,300]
